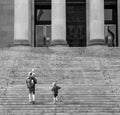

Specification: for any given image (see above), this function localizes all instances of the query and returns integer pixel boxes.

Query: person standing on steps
[26,69,37,104]
[51,82,61,104]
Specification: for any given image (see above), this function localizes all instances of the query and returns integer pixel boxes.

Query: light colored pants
[29,93,35,102]
[53,97,58,103]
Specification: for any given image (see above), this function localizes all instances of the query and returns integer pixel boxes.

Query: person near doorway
[26,69,37,104]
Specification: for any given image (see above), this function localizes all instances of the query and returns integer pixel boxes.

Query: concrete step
[1,104,119,114]
[1,46,120,114]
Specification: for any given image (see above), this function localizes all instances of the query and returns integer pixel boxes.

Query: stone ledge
[14,40,31,46]
[50,40,68,46]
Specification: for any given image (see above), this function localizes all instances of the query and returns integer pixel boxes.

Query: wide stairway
[0,46,120,115]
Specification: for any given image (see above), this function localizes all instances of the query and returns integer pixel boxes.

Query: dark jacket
[26,76,37,89]
[51,85,61,94]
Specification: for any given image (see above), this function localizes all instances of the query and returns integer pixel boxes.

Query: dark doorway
[66,0,86,47]
[104,0,118,46]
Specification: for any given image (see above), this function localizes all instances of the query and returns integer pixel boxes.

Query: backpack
[26,78,34,88]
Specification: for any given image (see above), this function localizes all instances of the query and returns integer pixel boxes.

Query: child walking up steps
[51,82,61,104]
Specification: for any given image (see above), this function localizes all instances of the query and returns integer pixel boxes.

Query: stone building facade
[1,0,120,47]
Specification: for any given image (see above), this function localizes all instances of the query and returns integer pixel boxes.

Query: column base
[14,40,30,46]
[50,40,68,46]
[88,39,106,46]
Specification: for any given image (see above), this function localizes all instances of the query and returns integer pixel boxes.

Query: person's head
[32,73,35,77]
[28,72,32,77]
[52,82,56,86]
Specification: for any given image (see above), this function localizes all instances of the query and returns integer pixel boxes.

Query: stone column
[14,0,30,45]
[51,0,67,45]
[31,0,35,47]
[118,0,120,47]
[87,0,105,45]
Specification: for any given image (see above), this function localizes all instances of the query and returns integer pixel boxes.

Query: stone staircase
[0,46,120,115]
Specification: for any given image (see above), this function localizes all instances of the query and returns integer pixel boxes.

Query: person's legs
[29,89,32,103]
[53,94,58,103]
[29,93,32,103]
[55,97,58,101]
[33,94,35,103]
[32,89,35,104]
[53,96,56,103]
[29,88,36,104]
[55,94,58,101]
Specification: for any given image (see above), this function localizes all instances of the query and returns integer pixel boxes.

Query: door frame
[104,3,118,46]
[33,0,51,47]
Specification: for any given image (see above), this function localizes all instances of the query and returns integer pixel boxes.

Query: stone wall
[0,0,14,47]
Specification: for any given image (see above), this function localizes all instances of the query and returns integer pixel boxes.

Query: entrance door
[104,0,117,46]
[36,25,51,47]
[66,3,86,47]
[35,1,51,47]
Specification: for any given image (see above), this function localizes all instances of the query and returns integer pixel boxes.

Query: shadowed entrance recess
[66,0,86,47]
[35,0,51,47]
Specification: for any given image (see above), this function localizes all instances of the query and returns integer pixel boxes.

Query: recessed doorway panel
[104,0,117,46]
[35,0,51,47]
[66,1,86,47]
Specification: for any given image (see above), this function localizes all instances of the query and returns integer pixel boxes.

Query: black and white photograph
[0,0,120,115]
